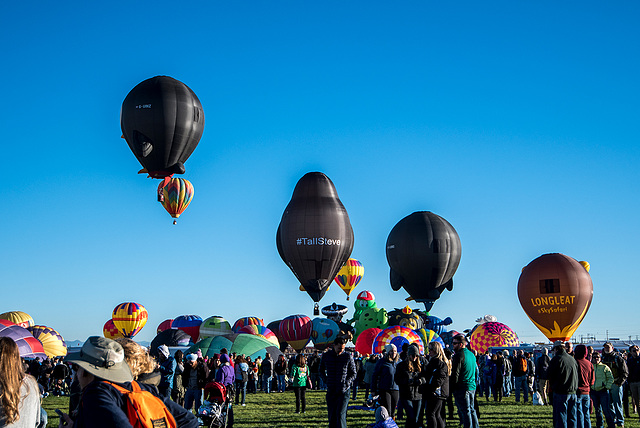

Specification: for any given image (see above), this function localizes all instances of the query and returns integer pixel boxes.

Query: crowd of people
[1,332,640,428]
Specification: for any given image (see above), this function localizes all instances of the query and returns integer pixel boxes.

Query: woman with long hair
[372,344,400,419]
[290,353,312,413]
[172,350,185,406]
[421,341,450,428]
[114,338,158,385]
[0,337,41,427]
[395,344,423,428]
[234,355,249,406]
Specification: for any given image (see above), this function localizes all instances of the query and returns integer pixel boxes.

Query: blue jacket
[372,358,399,393]
[320,349,357,393]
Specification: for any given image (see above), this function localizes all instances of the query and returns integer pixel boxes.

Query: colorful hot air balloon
[121,76,204,179]
[334,258,364,300]
[158,177,194,224]
[232,317,264,333]
[157,319,174,334]
[238,325,279,347]
[386,211,461,312]
[277,172,354,315]
[354,327,382,356]
[0,320,46,359]
[415,328,445,349]
[200,316,232,339]
[518,253,593,342]
[173,315,203,343]
[310,318,339,350]
[150,329,193,354]
[112,302,148,339]
[280,315,313,352]
[0,311,34,329]
[28,325,67,357]
[103,319,124,340]
[372,325,424,355]
[469,322,519,354]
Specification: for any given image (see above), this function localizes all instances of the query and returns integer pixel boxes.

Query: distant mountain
[66,339,151,348]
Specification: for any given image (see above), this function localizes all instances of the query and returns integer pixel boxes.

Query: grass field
[42,390,640,428]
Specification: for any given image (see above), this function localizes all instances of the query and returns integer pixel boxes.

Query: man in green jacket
[450,334,479,428]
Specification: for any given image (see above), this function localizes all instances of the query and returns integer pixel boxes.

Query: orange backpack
[106,381,177,428]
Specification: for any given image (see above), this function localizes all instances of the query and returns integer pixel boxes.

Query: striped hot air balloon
[0,311,35,329]
[158,177,194,224]
[112,302,148,338]
[280,315,312,352]
[232,317,264,333]
[28,325,67,357]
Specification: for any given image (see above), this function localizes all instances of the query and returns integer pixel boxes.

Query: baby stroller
[198,382,232,428]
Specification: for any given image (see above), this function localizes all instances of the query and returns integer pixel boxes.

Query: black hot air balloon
[277,172,354,315]
[121,76,204,178]
[386,211,461,313]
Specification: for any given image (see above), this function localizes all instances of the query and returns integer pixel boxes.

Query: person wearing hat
[156,344,176,400]
[59,336,198,428]
[182,353,210,414]
[372,344,400,420]
[320,336,357,428]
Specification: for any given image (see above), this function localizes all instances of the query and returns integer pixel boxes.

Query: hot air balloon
[173,315,203,343]
[232,317,264,333]
[277,172,354,315]
[238,325,279,347]
[121,76,204,178]
[517,253,593,342]
[157,178,194,224]
[199,316,232,339]
[372,326,424,355]
[280,315,313,352]
[310,318,339,350]
[150,329,192,354]
[415,328,445,349]
[354,327,382,356]
[0,320,46,359]
[334,258,364,300]
[0,311,34,329]
[103,319,124,340]
[28,325,67,357]
[157,319,174,334]
[469,322,519,354]
[386,211,461,312]
[112,302,148,339]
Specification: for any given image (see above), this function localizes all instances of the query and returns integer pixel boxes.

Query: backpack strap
[104,381,131,394]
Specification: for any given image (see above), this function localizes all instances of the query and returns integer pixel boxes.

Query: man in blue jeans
[261,352,273,393]
[548,342,578,428]
[602,342,628,427]
[451,334,479,428]
[512,350,530,403]
[320,336,357,428]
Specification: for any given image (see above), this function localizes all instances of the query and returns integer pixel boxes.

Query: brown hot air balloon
[517,253,593,342]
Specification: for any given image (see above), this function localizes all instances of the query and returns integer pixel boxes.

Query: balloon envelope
[469,322,519,354]
[188,336,234,359]
[238,325,279,347]
[112,302,148,339]
[157,319,174,334]
[276,172,354,303]
[150,328,192,352]
[173,315,203,343]
[103,319,124,340]
[158,178,194,219]
[200,316,232,339]
[310,318,339,350]
[386,211,461,311]
[415,328,445,349]
[0,320,47,359]
[121,76,204,178]
[372,325,424,355]
[354,327,382,356]
[280,315,312,352]
[232,317,264,333]
[28,325,67,357]
[0,311,34,329]
[517,253,593,342]
[334,258,364,300]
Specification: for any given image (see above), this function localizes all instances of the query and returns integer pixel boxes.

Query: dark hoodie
[574,345,594,396]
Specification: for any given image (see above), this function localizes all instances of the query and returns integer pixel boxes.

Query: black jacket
[421,357,449,400]
[395,359,423,401]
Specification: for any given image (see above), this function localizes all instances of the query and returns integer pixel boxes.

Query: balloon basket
[313,303,319,316]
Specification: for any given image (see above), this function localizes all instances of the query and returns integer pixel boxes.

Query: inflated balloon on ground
[469,321,519,354]
[279,315,312,352]
[200,316,232,339]
[372,325,424,355]
[28,325,67,357]
[173,315,203,343]
[0,311,34,329]
[0,320,47,359]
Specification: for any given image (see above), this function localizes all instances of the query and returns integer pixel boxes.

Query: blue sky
[1,2,638,345]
